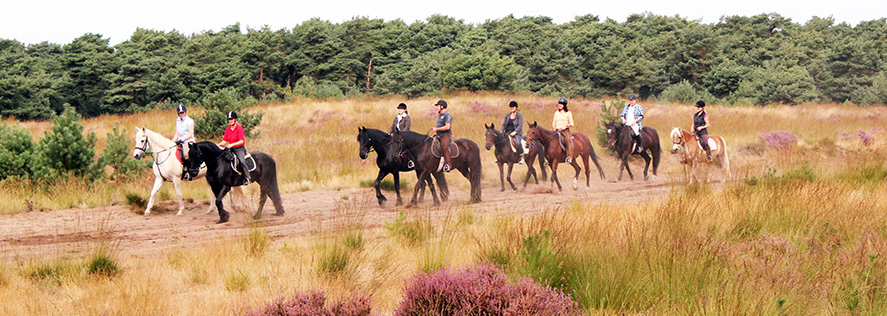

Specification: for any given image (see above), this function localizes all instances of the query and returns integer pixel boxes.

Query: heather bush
[240,290,372,316]
[759,131,798,151]
[394,264,580,316]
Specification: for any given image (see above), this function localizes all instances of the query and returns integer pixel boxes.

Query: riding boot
[635,134,643,153]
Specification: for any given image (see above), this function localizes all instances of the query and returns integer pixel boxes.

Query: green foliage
[31,105,100,182]
[124,192,147,210]
[23,259,76,285]
[739,65,819,105]
[192,87,263,139]
[0,123,35,180]
[385,212,428,246]
[245,225,270,257]
[86,248,120,277]
[317,243,350,275]
[441,53,519,91]
[359,178,409,191]
[98,124,148,180]
[657,80,718,104]
[596,100,622,148]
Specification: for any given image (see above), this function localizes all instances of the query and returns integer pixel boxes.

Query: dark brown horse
[388,130,482,204]
[526,122,606,191]
[605,122,661,181]
[484,123,548,191]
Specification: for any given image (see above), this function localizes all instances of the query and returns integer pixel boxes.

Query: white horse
[132,127,242,216]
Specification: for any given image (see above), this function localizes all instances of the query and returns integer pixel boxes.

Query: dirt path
[0,162,683,262]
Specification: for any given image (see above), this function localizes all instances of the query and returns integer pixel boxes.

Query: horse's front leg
[497,161,506,192]
[144,176,165,216]
[214,185,232,224]
[411,171,430,205]
[172,177,185,216]
[570,160,581,190]
[506,162,517,191]
[393,172,403,206]
[373,169,389,206]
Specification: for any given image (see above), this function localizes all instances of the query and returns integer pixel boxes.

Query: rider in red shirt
[217,111,251,185]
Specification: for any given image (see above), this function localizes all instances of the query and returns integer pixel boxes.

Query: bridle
[133,132,178,181]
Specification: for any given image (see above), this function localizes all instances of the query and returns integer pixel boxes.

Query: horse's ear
[490,123,495,129]
[484,123,489,129]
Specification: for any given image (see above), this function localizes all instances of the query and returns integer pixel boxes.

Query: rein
[134,134,178,181]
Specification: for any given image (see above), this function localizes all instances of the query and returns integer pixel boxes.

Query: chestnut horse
[484,123,548,191]
[670,127,731,182]
[526,122,606,191]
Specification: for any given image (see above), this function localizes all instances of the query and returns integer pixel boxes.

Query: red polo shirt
[222,123,245,148]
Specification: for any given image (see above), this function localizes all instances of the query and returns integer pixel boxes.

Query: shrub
[86,248,120,277]
[738,65,818,105]
[245,225,270,257]
[759,131,798,151]
[596,100,622,149]
[0,123,35,180]
[657,80,719,104]
[124,192,147,210]
[239,290,372,316]
[98,124,148,180]
[317,244,349,275]
[394,264,581,316]
[193,87,263,139]
[31,105,100,182]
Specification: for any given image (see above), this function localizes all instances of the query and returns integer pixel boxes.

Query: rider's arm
[699,114,710,131]
[182,123,194,142]
[435,122,451,132]
[566,112,574,128]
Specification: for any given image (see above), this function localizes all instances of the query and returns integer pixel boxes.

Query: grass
[3,95,887,314]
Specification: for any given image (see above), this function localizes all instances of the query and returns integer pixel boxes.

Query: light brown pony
[526,122,606,191]
[670,127,731,182]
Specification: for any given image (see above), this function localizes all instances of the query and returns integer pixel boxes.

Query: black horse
[483,123,547,191]
[357,127,448,206]
[187,141,284,223]
[605,122,662,181]
[387,130,482,204]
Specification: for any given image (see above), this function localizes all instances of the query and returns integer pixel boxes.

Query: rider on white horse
[171,104,197,180]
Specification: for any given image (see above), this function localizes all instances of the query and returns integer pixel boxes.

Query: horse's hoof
[395,201,403,206]
[433,201,440,206]
[500,188,505,192]
[176,211,183,216]
[253,215,262,220]
[216,219,228,224]
[274,211,285,216]
[143,211,151,217]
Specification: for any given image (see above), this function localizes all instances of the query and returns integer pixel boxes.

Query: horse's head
[670,127,685,154]
[132,127,149,160]
[604,121,618,149]
[526,121,541,142]
[483,123,499,150]
[357,126,372,159]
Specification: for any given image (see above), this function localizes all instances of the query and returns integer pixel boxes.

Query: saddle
[557,133,574,155]
[696,137,719,152]
[431,137,460,159]
[225,151,256,175]
[509,137,530,154]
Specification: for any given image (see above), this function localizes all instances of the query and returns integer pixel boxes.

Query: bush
[0,123,35,180]
[394,264,581,316]
[657,80,719,104]
[739,65,818,105]
[31,105,100,182]
[86,248,120,277]
[759,131,798,151]
[240,290,372,316]
[596,100,622,149]
[193,87,263,139]
[98,124,148,180]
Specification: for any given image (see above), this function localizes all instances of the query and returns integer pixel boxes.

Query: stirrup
[518,157,525,164]
[443,164,451,172]
[407,160,415,169]
[565,157,572,164]
[707,155,713,162]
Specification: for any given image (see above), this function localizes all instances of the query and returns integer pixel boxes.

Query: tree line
[2,13,886,120]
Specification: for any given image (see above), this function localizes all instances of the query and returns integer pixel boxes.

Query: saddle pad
[230,153,257,175]
[175,147,184,164]
[697,138,719,152]
[432,139,460,158]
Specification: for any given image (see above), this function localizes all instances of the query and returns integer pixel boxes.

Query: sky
[3,0,886,46]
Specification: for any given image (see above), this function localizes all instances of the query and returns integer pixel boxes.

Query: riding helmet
[397,103,407,109]
[557,97,568,105]
[176,104,187,113]
[696,100,706,108]
[434,100,448,108]
[628,93,637,100]
[227,111,238,119]
[509,100,518,108]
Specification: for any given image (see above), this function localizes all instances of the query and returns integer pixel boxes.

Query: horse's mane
[142,128,175,148]
[363,128,391,144]
[398,130,429,145]
[193,141,224,156]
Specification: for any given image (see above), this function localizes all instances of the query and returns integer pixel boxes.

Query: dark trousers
[558,128,573,158]
[512,135,524,154]
[233,146,251,182]
[697,134,710,150]
[439,134,452,169]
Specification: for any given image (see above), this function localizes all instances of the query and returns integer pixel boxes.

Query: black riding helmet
[509,100,518,108]
[227,111,238,119]
[176,104,187,113]
[696,100,706,108]
[397,103,407,109]
[628,93,637,100]
[557,97,568,105]
[434,100,448,108]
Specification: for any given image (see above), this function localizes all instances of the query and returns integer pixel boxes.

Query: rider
[389,103,412,133]
[501,100,526,164]
[552,97,574,164]
[389,102,415,169]
[621,93,644,153]
[692,100,713,162]
[217,111,252,185]
[171,104,196,180]
[431,99,453,172]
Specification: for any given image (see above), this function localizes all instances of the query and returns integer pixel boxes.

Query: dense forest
[2,13,886,120]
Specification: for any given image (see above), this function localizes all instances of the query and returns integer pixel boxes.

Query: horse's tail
[721,136,731,179]
[465,140,482,203]
[263,155,284,215]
